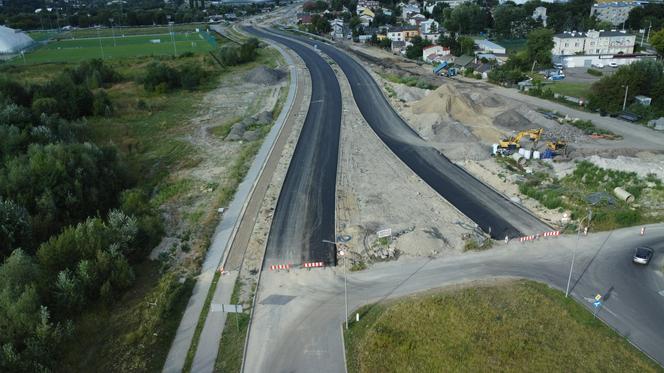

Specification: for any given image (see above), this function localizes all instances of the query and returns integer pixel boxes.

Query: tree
[493,4,526,37]
[526,28,554,65]
[588,60,664,113]
[0,199,31,258]
[458,36,476,55]
[405,36,432,60]
[438,35,461,56]
[650,28,664,57]
[444,4,488,34]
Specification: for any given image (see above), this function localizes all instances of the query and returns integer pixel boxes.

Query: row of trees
[0,58,164,371]
[1,0,272,30]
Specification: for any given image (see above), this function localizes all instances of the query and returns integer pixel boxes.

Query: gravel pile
[493,109,533,131]
[244,66,286,85]
[225,110,274,141]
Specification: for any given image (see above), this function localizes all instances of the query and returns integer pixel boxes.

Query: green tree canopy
[526,28,554,65]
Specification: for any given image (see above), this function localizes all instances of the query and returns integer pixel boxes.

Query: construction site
[330,41,664,264]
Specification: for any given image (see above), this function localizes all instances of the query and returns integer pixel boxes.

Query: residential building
[408,13,427,27]
[590,2,641,26]
[532,6,547,27]
[552,30,635,56]
[474,39,506,54]
[401,3,420,19]
[425,0,465,11]
[500,0,568,3]
[330,19,348,39]
[391,40,407,53]
[387,26,420,42]
[584,30,635,54]
[358,0,380,9]
[421,32,442,43]
[422,45,450,62]
[419,19,439,34]
[552,31,586,55]
[381,8,393,16]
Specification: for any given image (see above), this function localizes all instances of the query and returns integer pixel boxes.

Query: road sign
[593,300,602,308]
[595,294,602,301]
[377,228,392,238]
[211,304,243,313]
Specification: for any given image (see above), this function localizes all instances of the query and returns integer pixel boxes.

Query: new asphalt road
[245,27,341,266]
[277,30,550,239]
[244,225,664,372]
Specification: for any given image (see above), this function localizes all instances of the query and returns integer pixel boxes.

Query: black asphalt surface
[245,27,341,266]
[277,31,550,239]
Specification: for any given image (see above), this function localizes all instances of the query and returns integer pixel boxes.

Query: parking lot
[561,66,616,83]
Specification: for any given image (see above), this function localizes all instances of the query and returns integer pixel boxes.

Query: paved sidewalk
[188,38,303,373]
[162,25,299,373]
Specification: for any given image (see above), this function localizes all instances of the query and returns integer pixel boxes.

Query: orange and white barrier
[541,230,560,237]
[303,262,325,268]
[270,264,291,271]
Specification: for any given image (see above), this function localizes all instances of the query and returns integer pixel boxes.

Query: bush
[32,97,59,116]
[143,63,181,92]
[217,38,260,66]
[179,64,207,91]
[587,68,603,77]
[92,90,113,116]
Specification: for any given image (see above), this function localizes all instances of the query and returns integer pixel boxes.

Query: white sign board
[211,304,243,313]
[377,228,392,238]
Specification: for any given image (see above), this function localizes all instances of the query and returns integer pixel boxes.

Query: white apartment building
[590,2,641,26]
[552,30,635,56]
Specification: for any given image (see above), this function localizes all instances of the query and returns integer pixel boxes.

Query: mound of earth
[244,66,286,85]
[410,84,491,126]
[393,84,429,102]
[493,109,533,131]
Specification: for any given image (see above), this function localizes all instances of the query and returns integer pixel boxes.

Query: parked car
[618,112,641,122]
[553,63,564,70]
[633,247,654,265]
[591,62,604,68]
[548,74,565,81]
[609,62,619,68]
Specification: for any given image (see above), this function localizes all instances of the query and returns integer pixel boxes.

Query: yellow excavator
[546,140,567,151]
[495,128,543,155]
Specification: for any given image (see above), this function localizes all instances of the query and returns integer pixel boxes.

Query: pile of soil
[393,84,429,102]
[410,84,490,126]
[244,66,286,85]
[493,109,533,131]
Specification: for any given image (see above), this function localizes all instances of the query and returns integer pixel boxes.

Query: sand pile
[393,84,429,102]
[411,84,491,126]
[244,66,286,85]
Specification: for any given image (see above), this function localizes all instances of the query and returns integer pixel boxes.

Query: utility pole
[566,209,592,298]
[647,21,653,43]
[96,27,105,59]
[110,18,116,47]
[323,235,352,330]
[622,85,629,112]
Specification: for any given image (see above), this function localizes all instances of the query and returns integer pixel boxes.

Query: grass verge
[547,81,592,98]
[214,278,251,372]
[345,280,662,372]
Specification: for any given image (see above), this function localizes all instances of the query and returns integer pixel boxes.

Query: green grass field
[546,81,592,98]
[345,280,662,373]
[15,32,215,64]
[62,24,209,39]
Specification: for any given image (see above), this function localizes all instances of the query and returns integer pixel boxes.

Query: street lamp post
[622,85,629,112]
[96,27,105,60]
[109,18,116,47]
[167,17,177,56]
[323,234,352,329]
[565,209,592,298]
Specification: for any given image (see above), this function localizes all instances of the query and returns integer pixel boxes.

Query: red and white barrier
[542,230,560,237]
[303,262,325,268]
[270,264,291,271]
[519,235,537,242]
[640,226,646,236]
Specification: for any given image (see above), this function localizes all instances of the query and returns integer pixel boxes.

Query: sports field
[17,32,216,64]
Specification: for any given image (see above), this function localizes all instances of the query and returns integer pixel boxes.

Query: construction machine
[546,140,566,151]
[494,128,544,155]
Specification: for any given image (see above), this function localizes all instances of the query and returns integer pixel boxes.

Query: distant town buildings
[552,29,635,56]
[590,2,642,26]
[387,26,420,42]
